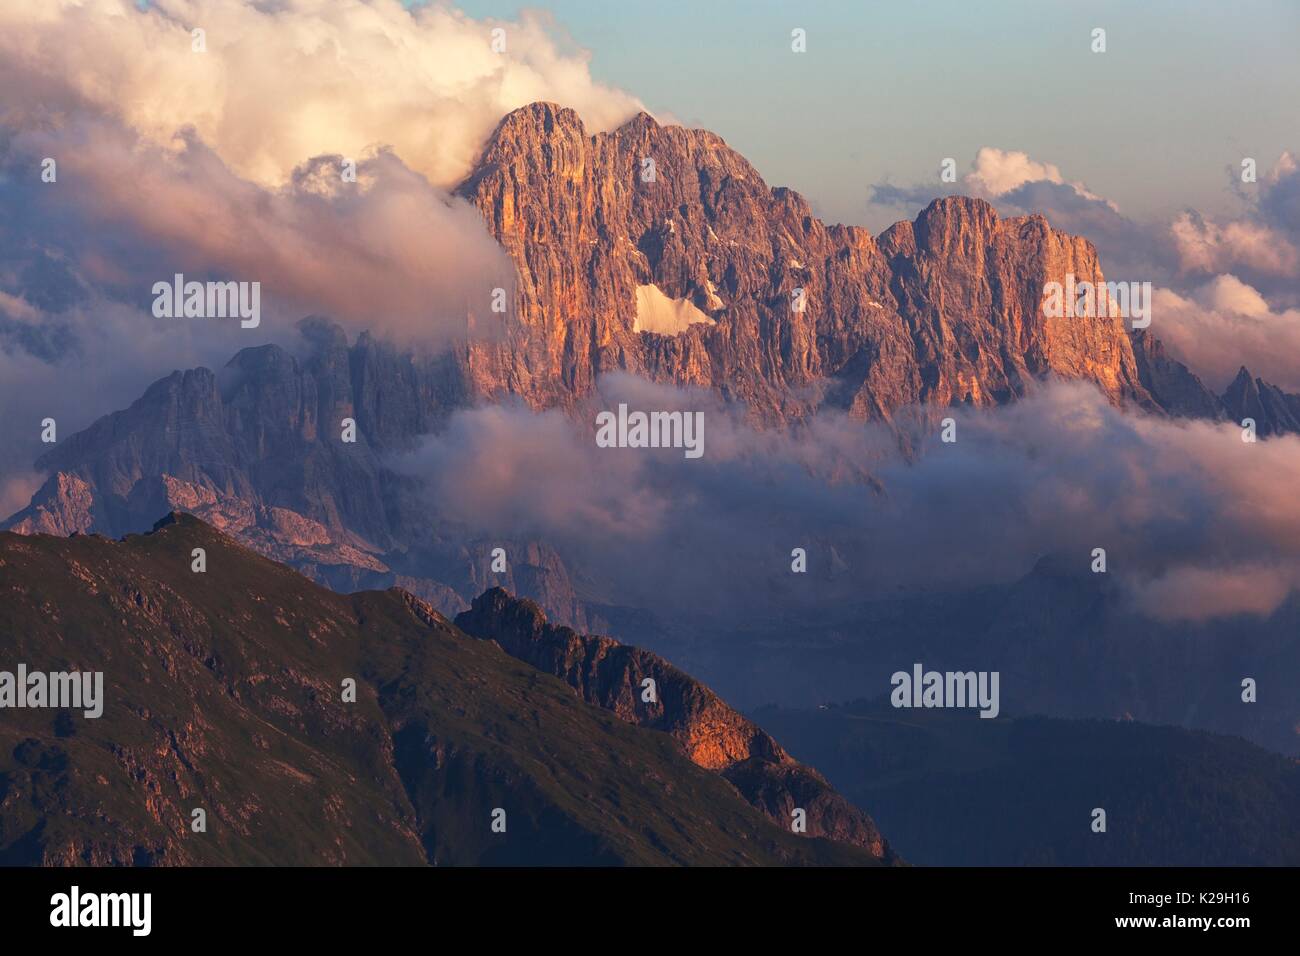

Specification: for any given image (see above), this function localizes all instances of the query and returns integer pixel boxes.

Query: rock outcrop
[2,472,95,537]
[455,587,894,859]
[1130,330,1227,421]
[1221,366,1300,437]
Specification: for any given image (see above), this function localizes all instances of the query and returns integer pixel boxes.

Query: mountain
[6,98,1300,711]
[2,99,1295,868]
[454,588,892,858]
[754,698,1300,866]
[9,101,1297,617]
[457,102,1155,421]
[2,328,596,630]
[0,514,882,866]
[1128,333,1300,434]
[1221,365,1300,437]
[1129,329,1227,421]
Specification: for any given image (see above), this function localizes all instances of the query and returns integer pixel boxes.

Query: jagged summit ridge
[456,102,1154,421]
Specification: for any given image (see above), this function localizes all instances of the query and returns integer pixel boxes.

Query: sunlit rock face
[457,101,1155,423]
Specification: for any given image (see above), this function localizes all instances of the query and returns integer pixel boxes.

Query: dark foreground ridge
[456,587,894,860]
[0,513,882,866]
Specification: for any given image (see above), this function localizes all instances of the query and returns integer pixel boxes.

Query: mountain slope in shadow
[0,514,880,866]
[455,587,894,859]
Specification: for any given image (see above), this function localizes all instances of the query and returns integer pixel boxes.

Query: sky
[451,0,1300,231]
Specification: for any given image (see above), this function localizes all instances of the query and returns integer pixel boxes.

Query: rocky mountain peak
[1222,365,1300,436]
[1129,329,1227,421]
[1229,365,1257,392]
[494,100,588,139]
[912,195,1002,252]
[2,472,95,537]
[455,101,1156,422]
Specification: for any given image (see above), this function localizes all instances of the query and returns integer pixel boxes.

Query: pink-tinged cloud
[390,377,1300,623]
[0,470,43,521]
[1170,212,1299,277]
[11,118,516,346]
[1137,564,1300,621]
[0,0,657,353]
[1153,276,1300,391]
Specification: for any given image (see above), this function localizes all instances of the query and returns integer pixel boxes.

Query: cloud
[391,376,1300,623]
[870,148,1115,211]
[1153,276,1300,392]
[0,470,43,521]
[6,117,516,345]
[965,147,1113,207]
[1258,151,1300,236]
[0,0,648,487]
[1196,273,1272,316]
[0,114,517,483]
[869,148,1169,283]
[1169,154,1300,290]
[0,0,643,189]
[0,0,651,343]
[1170,211,1300,278]
[1138,564,1300,622]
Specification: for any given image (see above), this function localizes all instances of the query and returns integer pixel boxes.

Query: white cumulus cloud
[964,147,1114,207]
[0,0,644,188]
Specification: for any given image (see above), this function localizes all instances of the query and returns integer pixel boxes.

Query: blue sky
[450,0,1299,230]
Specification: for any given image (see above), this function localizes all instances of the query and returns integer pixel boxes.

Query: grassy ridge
[0,514,876,866]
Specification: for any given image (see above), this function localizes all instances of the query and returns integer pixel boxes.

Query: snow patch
[634,284,716,335]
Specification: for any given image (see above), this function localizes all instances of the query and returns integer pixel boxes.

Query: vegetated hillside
[0,514,879,866]
[755,698,1300,866]
[455,587,894,859]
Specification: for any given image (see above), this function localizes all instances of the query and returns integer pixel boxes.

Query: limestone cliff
[456,102,1155,421]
